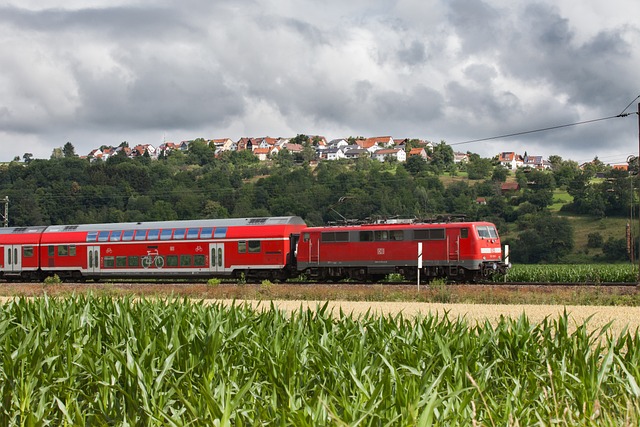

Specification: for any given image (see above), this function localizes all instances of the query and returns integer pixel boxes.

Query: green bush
[207,278,221,287]
[43,274,62,284]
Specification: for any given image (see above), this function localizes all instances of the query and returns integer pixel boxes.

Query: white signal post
[504,244,509,282]
[417,242,423,290]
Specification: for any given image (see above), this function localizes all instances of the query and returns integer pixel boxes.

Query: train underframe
[304,260,509,283]
[1,261,509,283]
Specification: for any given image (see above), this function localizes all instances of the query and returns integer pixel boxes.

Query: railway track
[1,280,639,288]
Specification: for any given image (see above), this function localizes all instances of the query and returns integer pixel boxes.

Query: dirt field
[226,299,640,335]
[1,283,639,335]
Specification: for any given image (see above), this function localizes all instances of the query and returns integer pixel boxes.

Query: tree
[63,142,76,158]
[404,155,427,175]
[23,153,33,163]
[430,141,454,171]
[551,158,579,188]
[187,139,215,166]
[50,147,63,159]
[466,156,493,180]
[491,166,509,182]
[587,232,603,248]
[513,213,574,263]
[289,134,310,145]
[602,237,628,261]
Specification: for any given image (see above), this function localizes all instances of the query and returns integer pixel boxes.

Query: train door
[5,245,21,273]
[87,246,100,274]
[308,232,320,264]
[209,243,230,273]
[447,229,460,263]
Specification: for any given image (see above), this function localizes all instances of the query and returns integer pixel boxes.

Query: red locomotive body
[296,220,508,282]
[0,217,306,281]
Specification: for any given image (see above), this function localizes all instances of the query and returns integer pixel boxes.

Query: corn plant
[0,296,639,425]
[502,264,638,283]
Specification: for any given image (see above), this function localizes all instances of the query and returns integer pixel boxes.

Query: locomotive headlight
[492,263,497,270]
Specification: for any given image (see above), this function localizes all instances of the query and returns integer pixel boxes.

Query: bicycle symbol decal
[141,249,164,269]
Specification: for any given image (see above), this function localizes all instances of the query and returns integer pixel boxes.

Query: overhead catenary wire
[449,114,633,147]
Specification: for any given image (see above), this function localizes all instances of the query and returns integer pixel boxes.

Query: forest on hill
[0,141,635,264]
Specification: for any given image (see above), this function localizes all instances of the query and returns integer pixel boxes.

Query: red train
[297,220,508,282]
[0,216,509,282]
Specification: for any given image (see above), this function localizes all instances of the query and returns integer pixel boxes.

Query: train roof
[8,216,306,234]
[303,221,496,230]
[0,226,48,235]
[44,216,306,233]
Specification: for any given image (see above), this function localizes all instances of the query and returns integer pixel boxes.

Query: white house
[374,148,406,162]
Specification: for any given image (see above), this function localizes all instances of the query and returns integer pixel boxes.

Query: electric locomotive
[296,218,508,282]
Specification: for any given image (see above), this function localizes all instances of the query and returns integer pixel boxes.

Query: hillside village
[85,135,558,170]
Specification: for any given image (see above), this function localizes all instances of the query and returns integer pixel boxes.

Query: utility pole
[637,102,640,283]
[1,196,7,227]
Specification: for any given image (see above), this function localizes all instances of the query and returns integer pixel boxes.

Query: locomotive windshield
[476,225,498,239]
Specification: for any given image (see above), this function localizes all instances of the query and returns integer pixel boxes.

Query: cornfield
[1,295,639,425]
[503,264,639,283]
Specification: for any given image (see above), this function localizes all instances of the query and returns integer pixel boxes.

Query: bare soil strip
[1,283,639,335]
[214,299,640,335]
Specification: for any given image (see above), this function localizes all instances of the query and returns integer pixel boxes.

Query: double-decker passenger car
[0,216,307,281]
[296,220,508,282]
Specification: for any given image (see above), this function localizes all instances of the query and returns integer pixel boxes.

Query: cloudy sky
[1,0,639,164]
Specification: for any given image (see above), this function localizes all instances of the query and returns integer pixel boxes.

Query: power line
[450,114,632,147]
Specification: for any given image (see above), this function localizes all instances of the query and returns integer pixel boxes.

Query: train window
[160,229,173,240]
[390,230,404,241]
[321,232,335,242]
[322,231,349,242]
[110,231,123,242]
[200,228,214,239]
[214,227,227,238]
[58,246,68,256]
[431,229,445,239]
[147,229,160,240]
[303,233,310,242]
[238,241,247,253]
[413,229,445,240]
[461,228,469,239]
[122,230,135,241]
[186,228,200,239]
[166,255,179,267]
[128,256,139,267]
[248,240,261,253]
[87,231,98,242]
[69,245,76,256]
[23,246,34,257]
[134,230,147,241]
[104,256,115,268]
[116,256,127,267]
[477,226,498,239]
[173,229,186,240]
[98,231,110,242]
[374,231,389,241]
[359,231,374,242]
[48,246,55,257]
[194,255,206,266]
[335,232,349,242]
[180,255,192,266]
